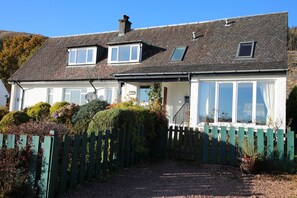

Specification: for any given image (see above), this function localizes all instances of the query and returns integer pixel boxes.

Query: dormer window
[170,46,187,61]
[68,46,97,65]
[237,41,255,58]
[108,44,141,64]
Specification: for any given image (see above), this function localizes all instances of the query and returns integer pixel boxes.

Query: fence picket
[211,126,218,163]
[29,136,39,192]
[266,129,274,161]
[229,127,236,165]
[59,135,71,194]
[0,133,3,148]
[277,129,285,162]
[79,133,88,185]
[7,134,15,149]
[103,131,109,177]
[88,132,96,181]
[95,132,103,177]
[19,135,27,150]
[257,129,264,156]
[70,135,80,189]
[238,127,245,148]
[287,130,295,171]
[203,125,209,163]
[220,126,227,164]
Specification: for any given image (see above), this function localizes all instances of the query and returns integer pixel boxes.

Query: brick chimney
[119,15,131,35]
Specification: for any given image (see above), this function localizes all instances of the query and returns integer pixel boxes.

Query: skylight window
[108,44,141,64]
[237,42,255,58]
[170,47,187,61]
[68,47,97,65]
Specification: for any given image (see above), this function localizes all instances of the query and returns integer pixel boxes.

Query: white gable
[0,80,9,106]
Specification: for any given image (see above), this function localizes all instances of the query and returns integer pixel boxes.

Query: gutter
[114,68,288,79]
[15,81,25,110]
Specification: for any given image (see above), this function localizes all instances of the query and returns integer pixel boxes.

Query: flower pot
[238,157,259,174]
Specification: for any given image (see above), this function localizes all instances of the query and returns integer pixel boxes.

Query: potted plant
[238,139,262,174]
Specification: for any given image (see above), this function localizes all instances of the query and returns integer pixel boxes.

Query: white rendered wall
[9,81,119,111]
[190,74,287,129]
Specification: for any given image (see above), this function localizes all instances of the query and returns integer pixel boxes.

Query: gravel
[60,160,297,198]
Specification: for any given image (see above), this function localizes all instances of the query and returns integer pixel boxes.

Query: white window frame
[47,88,54,105]
[108,43,141,64]
[68,47,97,65]
[198,80,274,126]
[64,88,87,105]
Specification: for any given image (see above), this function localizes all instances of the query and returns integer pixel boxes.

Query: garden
[0,84,297,197]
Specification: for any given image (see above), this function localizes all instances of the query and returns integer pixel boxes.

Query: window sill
[66,64,96,68]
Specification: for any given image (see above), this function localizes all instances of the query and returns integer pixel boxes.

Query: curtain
[260,82,275,124]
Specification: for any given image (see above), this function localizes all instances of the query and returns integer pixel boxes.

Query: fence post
[39,131,60,198]
[29,136,40,193]
[287,130,295,172]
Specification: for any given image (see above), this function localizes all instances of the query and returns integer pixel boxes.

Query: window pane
[64,89,70,102]
[48,88,53,105]
[87,49,93,63]
[76,49,87,63]
[119,46,130,61]
[218,83,233,122]
[139,86,150,103]
[198,82,215,123]
[111,48,117,61]
[238,43,253,57]
[256,83,269,125]
[106,89,112,104]
[131,46,138,60]
[170,47,186,61]
[237,83,253,123]
[69,50,76,63]
[70,90,81,104]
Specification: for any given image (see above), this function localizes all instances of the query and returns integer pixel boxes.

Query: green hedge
[0,106,9,121]
[0,111,30,132]
[71,100,108,133]
[27,102,51,121]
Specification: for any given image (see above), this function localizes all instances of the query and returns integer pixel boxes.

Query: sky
[0,0,296,37]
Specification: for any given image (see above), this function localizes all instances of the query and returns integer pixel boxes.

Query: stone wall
[287,51,297,97]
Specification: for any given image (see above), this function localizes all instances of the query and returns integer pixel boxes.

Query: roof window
[108,44,141,64]
[68,46,97,65]
[170,46,187,61]
[237,41,255,58]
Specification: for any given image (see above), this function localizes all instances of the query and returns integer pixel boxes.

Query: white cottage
[0,79,9,106]
[9,13,288,129]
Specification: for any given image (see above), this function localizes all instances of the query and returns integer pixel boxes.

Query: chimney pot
[119,15,132,35]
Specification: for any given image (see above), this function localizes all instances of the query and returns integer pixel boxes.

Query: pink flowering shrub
[51,103,80,125]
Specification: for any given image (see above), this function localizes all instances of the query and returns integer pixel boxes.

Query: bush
[287,86,297,132]
[0,106,9,121]
[52,103,80,124]
[27,102,51,121]
[0,146,31,197]
[0,111,30,132]
[88,100,168,154]
[4,121,72,140]
[50,101,69,117]
[71,100,108,134]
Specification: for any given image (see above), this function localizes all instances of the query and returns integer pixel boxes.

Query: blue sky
[0,0,296,37]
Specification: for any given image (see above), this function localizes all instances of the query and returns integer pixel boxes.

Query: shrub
[71,100,108,134]
[0,106,9,121]
[287,86,297,132]
[0,146,32,197]
[52,103,80,125]
[27,102,51,121]
[50,101,69,117]
[4,121,72,140]
[88,100,168,154]
[0,111,30,132]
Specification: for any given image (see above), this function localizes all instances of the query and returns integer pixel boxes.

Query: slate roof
[9,12,288,82]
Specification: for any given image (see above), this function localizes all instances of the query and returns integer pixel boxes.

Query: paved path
[60,160,260,198]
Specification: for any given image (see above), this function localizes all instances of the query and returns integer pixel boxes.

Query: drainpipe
[15,81,25,110]
[187,73,192,127]
[89,80,97,94]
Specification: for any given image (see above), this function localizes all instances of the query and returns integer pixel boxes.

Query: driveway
[61,160,297,198]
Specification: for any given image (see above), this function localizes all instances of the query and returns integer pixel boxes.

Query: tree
[288,27,297,51]
[0,34,47,92]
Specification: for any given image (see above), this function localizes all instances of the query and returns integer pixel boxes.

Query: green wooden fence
[167,125,295,171]
[0,126,167,198]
